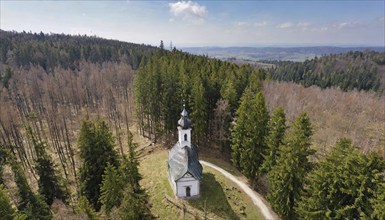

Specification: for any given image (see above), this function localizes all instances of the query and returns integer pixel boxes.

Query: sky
[1,0,384,47]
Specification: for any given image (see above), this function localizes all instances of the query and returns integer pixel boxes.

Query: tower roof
[181,108,188,117]
[178,107,191,129]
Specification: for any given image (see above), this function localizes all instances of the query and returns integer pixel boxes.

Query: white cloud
[297,22,310,27]
[296,22,311,31]
[334,22,365,29]
[276,22,293,29]
[254,21,267,27]
[168,1,207,24]
[235,21,248,27]
[378,16,385,22]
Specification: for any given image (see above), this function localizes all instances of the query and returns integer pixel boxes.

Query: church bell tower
[177,106,192,148]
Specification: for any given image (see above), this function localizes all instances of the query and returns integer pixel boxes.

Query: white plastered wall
[176,176,200,198]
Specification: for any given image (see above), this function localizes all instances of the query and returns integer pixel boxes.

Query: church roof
[168,143,202,181]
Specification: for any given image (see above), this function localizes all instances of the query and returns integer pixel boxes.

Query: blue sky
[1,1,384,47]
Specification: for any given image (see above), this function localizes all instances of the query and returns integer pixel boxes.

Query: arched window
[184,134,188,141]
[186,186,191,197]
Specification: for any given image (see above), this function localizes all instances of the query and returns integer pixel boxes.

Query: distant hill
[181,46,385,62]
[269,51,385,94]
[0,29,159,71]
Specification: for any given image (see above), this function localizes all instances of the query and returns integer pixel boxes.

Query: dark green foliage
[78,118,118,211]
[27,127,67,205]
[118,185,152,220]
[1,66,13,88]
[267,112,315,220]
[99,163,124,214]
[0,145,8,184]
[35,156,67,205]
[134,49,265,145]
[0,184,16,220]
[261,107,286,174]
[77,196,98,220]
[99,130,152,218]
[0,30,158,70]
[231,88,269,181]
[120,131,142,192]
[10,158,52,220]
[191,77,208,143]
[297,138,385,219]
[371,182,385,219]
[269,51,385,94]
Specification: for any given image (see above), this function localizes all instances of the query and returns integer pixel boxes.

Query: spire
[181,103,188,117]
[178,105,191,129]
[181,108,188,117]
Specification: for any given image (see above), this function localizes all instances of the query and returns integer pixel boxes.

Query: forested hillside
[0,30,157,219]
[0,29,157,85]
[134,49,266,147]
[134,43,385,219]
[269,51,385,94]
[0,30,384,219]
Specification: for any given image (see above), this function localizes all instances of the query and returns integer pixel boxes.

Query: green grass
[139,150,264,220]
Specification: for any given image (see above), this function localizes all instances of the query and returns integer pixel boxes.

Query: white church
[168,107,203,198]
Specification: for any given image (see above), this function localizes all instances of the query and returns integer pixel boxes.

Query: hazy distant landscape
[182,46,385,61]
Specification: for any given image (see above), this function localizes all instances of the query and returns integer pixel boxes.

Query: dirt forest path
[200,160,280,220]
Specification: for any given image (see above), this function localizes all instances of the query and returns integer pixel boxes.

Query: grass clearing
[139,149,264,220]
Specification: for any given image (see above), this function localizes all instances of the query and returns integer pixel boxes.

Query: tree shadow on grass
[188,173,239,220]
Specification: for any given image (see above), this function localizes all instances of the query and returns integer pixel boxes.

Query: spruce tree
[79,118,118,211]
[191,77,208,144]
[99,163,124,214]
[10,158,52,220]
[0,145,8,184]
[118,185,152,220]
[77,196,98,220]
[372,182,385,219]
[231,88,269,182]
[297,138,385,219]
[261,107,286,174]
[0,184,16,220]
[267,112,315,220]
[27,127,67,205]
[120,131,141,192]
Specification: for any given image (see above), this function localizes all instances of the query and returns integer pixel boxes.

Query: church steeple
[178,105,191,129]
[177,106,192,146]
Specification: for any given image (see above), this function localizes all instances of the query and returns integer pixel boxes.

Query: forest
[268,51,385,94]
[0,30,385,219]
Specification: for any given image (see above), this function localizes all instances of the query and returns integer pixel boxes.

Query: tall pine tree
[79,117,118,211]
[261,107,286,174]
[0,184,16,220]
[231,87,269,182]
[99,163,124,214]
[0,145,8,184]
[120,131,142,192]
[191,76,208,144]
[297,138,385,219]
[27,126,67,205]
[10,158,52,220]
[267,112,315,220]
[76,196,98,220]
[118,130,152,219]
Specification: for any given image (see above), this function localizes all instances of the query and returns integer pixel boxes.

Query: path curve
[200,160,279,220]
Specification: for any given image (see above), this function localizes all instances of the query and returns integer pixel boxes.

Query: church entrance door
[186,186,191,197]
